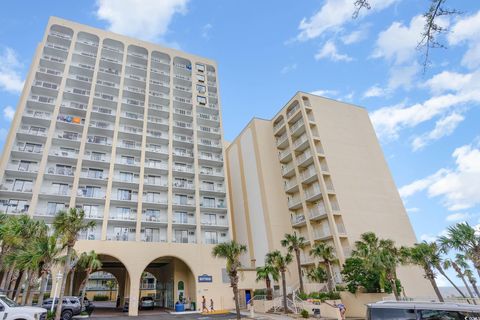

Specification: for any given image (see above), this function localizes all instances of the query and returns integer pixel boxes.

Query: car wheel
[61,310,73,320]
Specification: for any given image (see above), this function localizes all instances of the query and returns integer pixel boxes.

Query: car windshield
[143,297,153,301]
[0,296,19,307]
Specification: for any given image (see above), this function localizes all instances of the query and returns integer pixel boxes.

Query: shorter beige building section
[227,92,433,298]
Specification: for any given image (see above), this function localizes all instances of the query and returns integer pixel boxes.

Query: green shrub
[298,292,308,300]
[46,311,55,320]
[301,309,309,318]
[93,294,110,301]
[335,284,346,292]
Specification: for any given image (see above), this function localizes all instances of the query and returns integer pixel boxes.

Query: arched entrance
[69,254,131,315]
[142,256,196,311]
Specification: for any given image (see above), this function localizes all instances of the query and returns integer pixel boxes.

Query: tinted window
[370,308,416,320]
[420,309,480,320]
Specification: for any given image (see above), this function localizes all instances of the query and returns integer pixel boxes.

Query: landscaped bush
[301,309,309,318]
[305,291,341,301]
[93,294,110,301]
[298,292,308,300]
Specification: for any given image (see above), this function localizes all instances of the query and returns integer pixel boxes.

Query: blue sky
[1,0,480,285]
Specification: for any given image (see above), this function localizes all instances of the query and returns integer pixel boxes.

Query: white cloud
[296,0,398,41]
[406,207,420,213]
[341,28,368,45]
[424,71,473,94]
[202,23,213,39]
[420,234,437,243]
[315,41,352,62]
[95,0,189,42]
[310,89,338,98]
[3,106,15,121]
[448,10,480,69]
[281,63,297,74]
[400,141,480,211]
[372,15,425,65]
[364,85,386,98]
[411,112,465,151]
[387,63,420,91]
[445,212,471,222]
[0,47,24,94]
[370,69,480,140]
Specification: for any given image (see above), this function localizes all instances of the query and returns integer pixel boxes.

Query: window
[88,168,103,179]
[196,84,206,93]
[197,96,207,105]
[89,136,107,144]
[29,126,46,135]
[149,159,162,168]
[5,199,29,214]
[202,197,215,208]
[419,309,480,319]
[62,131,78,140]
[204,231,218,244]
[145,192,161,203]
[23,143,42,152]
[83,186,101,198]
[196,63,205,72]
[202,181,214,191]
[117,207,131,219]
[118,189,132,201]
[18,160,34,172]
[143,228,155,242]
[174,230,188,243]
[368,308,416,320]
[203,213,217,225]
[146,175,161,185]
[47,202,66,215]
[144,209,161,221]
[121,156,135,165]
[91,152,105,161]
[119,171,134,182]
[196,74,205,82]
[83,205,99,218]
[175,194,188,205]
[52,183,69,195]
[113,227,134,241]
[13,179,33,192]
[56,164,72,175]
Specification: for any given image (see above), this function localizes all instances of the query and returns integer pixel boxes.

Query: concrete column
[128,271,141,316]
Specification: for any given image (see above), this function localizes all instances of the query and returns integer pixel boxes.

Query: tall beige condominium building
[0,17,234,315]
[227,92,433,297]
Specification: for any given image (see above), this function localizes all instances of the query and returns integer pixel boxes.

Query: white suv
[0,295,47,320]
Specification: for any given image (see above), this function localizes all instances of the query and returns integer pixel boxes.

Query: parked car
[367,301,480,319]
[42,296,82,320]
[0,295,47,320]
[140,296,155,310]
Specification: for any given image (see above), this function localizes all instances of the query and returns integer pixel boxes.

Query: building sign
[198,274,213,283]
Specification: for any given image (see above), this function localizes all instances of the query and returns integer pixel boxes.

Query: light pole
[51,273,63,313]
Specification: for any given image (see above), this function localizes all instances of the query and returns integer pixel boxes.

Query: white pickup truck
[0,295,47,320]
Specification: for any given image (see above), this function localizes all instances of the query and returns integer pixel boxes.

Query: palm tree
[53,208,96,320]
[306,265,328,284]
[32,234,62,306]
[281,233,307,294]
[444,255,476,300]
[266,250,292,314]
[353,232,401,300]
[255,263,279,300]
[310,242,337,292]
[439,222,480,277]
[402,242,444,302]
[77,251,102,310]
[465,269,480,298]
[105,279,116,301]
[212,241,247,320]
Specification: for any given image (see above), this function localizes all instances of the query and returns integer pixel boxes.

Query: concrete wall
[340,292,393,318]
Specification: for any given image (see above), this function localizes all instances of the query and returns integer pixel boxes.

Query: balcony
[300,253,315,266]
[46,166,74,177]
[173,150,194,158]
[173,181,195,190]
[290,119,305,136]
[276,133,289,148]
[293,134,309,151]
[337,223,347,236]
[77,188,106,199]
[80,171,108,182]
[24,109,51,120]
[198,153,223,162]
[199,168,224,179]
[110,212,137,222]
[301,168,317,183]
[6,163,39,174]
[200,201,226,210]
[287,104,300,118]
[309,203,327,220]
[296,149,313,167]
[284,179,298,193]
[197,113,219,122]
[40,187,71,197]
[201,217,228,228]
[200,185,225,194]
[142,212,168,224]
[172,216,196,225]
[313,228,332,241]
[198,138,221,150]
[172,165,194,174]
[304,184,322,201]
[273,120,285,133]
[287,196,302,210]
[278,149,292,163]
[291,214,306,227]
[281,163,295,177]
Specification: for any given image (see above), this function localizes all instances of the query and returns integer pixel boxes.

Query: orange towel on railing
[72,117,81,123]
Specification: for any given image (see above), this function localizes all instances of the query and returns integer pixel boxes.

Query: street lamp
[51,273,63,313]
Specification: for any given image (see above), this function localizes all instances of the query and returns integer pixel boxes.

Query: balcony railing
[287,104,300,118]
[291,214,306,225]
